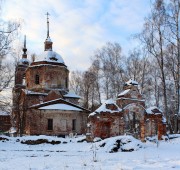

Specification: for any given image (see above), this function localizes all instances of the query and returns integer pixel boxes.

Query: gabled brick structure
[88,79,166,141]
[88,99,123,139]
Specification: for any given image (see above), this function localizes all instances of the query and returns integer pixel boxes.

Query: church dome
[38,50,65,64]
[19,58,30,65]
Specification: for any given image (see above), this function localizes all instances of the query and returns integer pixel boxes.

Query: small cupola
[19,35,30,65]
[124,79,138,90]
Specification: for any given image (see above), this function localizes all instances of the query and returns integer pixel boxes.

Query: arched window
[35,74,39,84]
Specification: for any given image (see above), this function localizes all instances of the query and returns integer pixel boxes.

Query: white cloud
[2,0,151,71]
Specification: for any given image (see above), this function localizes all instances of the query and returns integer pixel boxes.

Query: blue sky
[2,0,151,71]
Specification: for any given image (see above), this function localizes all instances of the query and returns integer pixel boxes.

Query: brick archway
[123,103,145,141]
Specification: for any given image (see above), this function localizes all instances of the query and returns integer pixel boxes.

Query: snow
[125,79,138,86]
[119,97,145,102]
[38,103,82,111]
[89,99,122,117]
[146,106,162,115]
[118,89,130,96]
[9,127,17,133]
[1,134,180,170]
[64,91,81,98]
[96,135,143,152]
[22,89,48,95]
[36,51,65,64]
[19,58,30,65]
[45,37,52,42]
[0,110,9,115]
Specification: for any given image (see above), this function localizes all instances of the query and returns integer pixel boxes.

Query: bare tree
[138,0,173,132]
[165,0,180,133]
[0,2,20,113]
[92,42,125,99]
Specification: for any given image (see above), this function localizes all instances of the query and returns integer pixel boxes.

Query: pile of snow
[89,99,122,117]
[96,135,143,153]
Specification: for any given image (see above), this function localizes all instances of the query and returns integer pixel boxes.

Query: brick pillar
[163,124,166,135]
[158,123,163,140]
[140,121,145,142]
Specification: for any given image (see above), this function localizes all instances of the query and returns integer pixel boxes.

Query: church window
[66,77,68,88]
[35,75,39,84]
[72,119,76,131]
[47,119,53,130]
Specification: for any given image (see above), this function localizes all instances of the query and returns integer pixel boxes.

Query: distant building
[88,79,166,141]
[12,14,89,136]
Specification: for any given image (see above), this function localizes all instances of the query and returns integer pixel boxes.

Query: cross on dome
[44,12,53,51]
[46,12,50,39]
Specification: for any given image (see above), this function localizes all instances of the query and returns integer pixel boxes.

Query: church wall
[0,115,11,132]
[15,65,27,85]
[25,109,87,136]
[26,64,69,92]
[117,98,145,109]
[89,113,123,139]
[145,114,166,140]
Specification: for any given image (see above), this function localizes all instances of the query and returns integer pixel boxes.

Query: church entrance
[99,122,110,139]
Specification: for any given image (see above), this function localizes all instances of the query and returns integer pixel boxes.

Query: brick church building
[12,14,89,136]
[88,80,166,141]
[11,14,166,140]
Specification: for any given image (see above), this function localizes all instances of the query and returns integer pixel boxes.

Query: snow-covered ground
[0,135,180,170]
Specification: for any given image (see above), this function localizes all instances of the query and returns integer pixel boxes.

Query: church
[11,14,166,141]
[12,14,89,136]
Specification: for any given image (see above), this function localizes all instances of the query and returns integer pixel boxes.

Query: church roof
[39,103,82,111]
[125,79,138,86]
[18,58,30,65]
[36,51,65,64]
[64,91,81,99]
[118,89,130,97]
[29,98,90,112]
[146,106,162,115]
[89,99,122,117]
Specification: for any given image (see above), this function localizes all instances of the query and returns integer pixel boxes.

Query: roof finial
[23,35,27,55]
[46,12,50,38]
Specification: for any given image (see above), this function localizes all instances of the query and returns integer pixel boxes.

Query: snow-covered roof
[89,99,122,117]
[22,89,48,95]
[146,106,162,115]
[118,89,130,96]
[36,51,64,64]
[125,79,138,86]
[162,116,166,123]
[39,103,82,111]
[19,58,30,65]
[9,127,17,133]
[64,91,81,99]
[30,97,90,112]
[0,110,9,116]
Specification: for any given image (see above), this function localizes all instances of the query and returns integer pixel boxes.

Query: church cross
[46,12,50,38]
